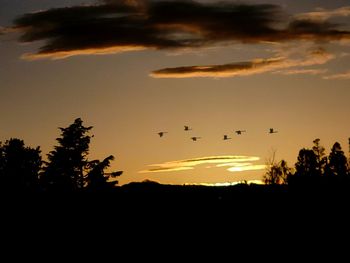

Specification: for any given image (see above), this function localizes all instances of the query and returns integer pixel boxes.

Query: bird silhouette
[235,130,246,135]
[157,131,168,137]
[223,135,232,140]
[184,126,192,131]
[269,128,278,134]
[191,137,201,141]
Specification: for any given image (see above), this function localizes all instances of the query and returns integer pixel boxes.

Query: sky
[1,0,350,185]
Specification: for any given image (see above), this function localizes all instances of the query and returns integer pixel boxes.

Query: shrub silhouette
[263,151,291,185]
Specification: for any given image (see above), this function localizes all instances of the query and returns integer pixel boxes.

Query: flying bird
[223,135,232,140]
[157,132,168,137]
[191,137,201,141]
[269,128,278,134]
[184,126,192,131]
[235,130,246,135]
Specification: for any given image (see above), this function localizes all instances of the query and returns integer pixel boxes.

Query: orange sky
[1,0,350,185]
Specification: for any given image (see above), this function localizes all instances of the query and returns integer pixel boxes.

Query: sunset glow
[1,0,350,186]
[140,156,265,174]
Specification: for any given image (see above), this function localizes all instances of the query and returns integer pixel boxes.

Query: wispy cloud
[140,166,194,173]
[151,47,335,78]
[274,68,328,75]
[11,1,350,60]
[295,6,350,21]
[323,70,350,80]
[139,155,265,174]
[150,58,283,78]
[22,46,146,60]
[0,26,17,35]
[227,165,267,172]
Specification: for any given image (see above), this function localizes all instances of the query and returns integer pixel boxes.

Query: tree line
[0,118,122,192]
[264,138,350,186]
[1,118,349,192]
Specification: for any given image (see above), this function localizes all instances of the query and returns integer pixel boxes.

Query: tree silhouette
[41,118,91,191]
[325,142,348,177]
[0,138,42,192]
[41,118,122,192]
[263,151,290,185]
[294,149,318,177]
[312,138,327,176]
[86,155,123,191]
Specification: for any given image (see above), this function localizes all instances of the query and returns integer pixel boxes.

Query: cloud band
[12,1,350,60]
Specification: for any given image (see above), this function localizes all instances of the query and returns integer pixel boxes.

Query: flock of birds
[157,126,278,141]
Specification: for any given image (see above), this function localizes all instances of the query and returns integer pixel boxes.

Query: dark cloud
[147,1,283,42]
[150,58,283,78]
[151,47,335,78]
[287,19,350,40]
[12,0,350,59]
[14,2,165,59]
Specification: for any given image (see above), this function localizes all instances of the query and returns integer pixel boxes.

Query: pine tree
[41,118,122,192]
[86,155,123,191]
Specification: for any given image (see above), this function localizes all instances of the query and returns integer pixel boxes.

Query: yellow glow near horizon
[140,155,266,174]
[227,164,267,172]
[186,180,265,187]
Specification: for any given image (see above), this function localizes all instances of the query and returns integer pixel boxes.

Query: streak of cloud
[0,26,17,35]
[295,6,350,21]
[139,155,265,174]
[151,47,335,78]
[323,70,350,80]
[227,165,267,172]
[139,166,194,173]
[150,58,283,78]
[274,69,328,75]
[11,1,350,60]
[22,46,146,60]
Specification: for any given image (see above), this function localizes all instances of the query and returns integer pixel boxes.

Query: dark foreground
[2,178,350,224]
[1,180,349,252]
[3,178,350,198]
